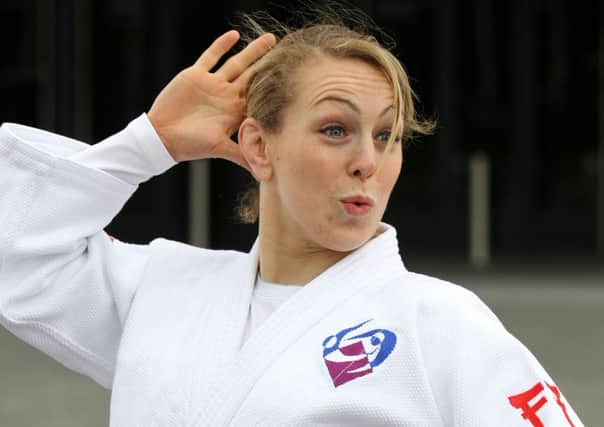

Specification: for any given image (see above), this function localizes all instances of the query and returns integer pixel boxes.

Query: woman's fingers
[236,65,258,94]
[194,30,240,71]
[219,33,276,82]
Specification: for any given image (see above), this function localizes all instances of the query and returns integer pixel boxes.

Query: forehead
[291,55,394,109]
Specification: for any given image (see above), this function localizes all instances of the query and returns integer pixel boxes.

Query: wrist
[157,130,179,162]
[146,114,179,162]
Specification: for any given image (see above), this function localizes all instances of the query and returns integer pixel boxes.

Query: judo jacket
[0,116,584,426]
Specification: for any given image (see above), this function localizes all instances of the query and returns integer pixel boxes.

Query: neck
[258,224,350,285]
[257,194,351,285]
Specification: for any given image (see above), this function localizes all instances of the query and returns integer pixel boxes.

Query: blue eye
[321,125,346,139]
[376,130,402,144]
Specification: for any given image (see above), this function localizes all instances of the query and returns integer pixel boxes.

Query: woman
[0,9,583,427]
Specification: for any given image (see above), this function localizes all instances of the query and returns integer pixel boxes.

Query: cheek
[291,149,338,191]
[377,154,402,199]
[282,151,343,233]
[276,149,324,207]
[384,150,402,178]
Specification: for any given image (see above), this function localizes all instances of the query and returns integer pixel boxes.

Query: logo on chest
[322,319,397,388]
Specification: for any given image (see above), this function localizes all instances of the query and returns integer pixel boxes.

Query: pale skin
[148,31,402,286]
[148,30,275,168]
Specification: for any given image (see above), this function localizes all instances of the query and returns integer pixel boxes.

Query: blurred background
[1,0,603,425]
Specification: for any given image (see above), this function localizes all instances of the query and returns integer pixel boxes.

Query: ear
[238,117,273,181]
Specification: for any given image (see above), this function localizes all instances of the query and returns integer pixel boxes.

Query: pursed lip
[339,195,375,207]
[339,195,375,216]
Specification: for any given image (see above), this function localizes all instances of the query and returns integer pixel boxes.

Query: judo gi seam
[0,140,50,271]
[0,122,138,194]
[0,310,114,388]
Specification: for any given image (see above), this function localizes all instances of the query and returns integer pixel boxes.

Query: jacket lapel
[190,223,406,426]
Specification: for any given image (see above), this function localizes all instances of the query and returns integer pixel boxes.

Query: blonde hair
[235,5,435,223]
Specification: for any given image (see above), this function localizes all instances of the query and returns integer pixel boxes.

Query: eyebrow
[312,96,393,117]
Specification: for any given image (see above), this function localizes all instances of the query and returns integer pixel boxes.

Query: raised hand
[147,30,276,170]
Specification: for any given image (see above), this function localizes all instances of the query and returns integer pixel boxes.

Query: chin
[318,223,378,253]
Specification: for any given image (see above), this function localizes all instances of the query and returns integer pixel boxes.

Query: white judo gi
[0,115,584,426]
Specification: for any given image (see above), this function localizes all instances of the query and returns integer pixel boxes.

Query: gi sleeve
[417,283,584,427]
[0,114,175,389]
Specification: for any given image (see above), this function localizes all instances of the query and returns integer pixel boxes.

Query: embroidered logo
[322,319,397,387]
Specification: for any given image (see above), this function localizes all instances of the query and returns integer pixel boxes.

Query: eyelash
[320,125,402,144]
[376,130,403,144]
[321,125,347,139]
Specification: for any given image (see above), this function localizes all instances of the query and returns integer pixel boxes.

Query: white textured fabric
[0,117,584,426]
[1,113,299,349]
[69,113,177,185]
[243,275,303,345]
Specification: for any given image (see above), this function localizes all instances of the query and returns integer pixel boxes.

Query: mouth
[340,195,375,216]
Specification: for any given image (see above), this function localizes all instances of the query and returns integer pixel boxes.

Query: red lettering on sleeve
[508,381,575,427]
[546,382,576,427]
[508,382,547,427]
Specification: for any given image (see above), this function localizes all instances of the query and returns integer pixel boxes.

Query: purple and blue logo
[322,319,397,388]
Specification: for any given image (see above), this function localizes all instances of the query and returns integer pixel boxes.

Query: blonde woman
[0,8,582,427]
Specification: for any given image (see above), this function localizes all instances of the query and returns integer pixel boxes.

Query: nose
[347,135,377,180]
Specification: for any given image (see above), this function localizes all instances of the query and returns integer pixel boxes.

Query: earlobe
[238,117,273,181]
